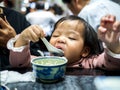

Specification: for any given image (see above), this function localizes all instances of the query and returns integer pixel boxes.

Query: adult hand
[0,17,16,48]
[98,14,120,54]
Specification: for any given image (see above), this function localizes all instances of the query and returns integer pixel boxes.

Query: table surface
[6,75,96,90]
[1,67,120,90]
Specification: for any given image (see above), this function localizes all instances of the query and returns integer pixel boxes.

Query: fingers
[98,26,106,41]
[98,14,120,53]
[113,21,120,32]
[30,25,45,42]
[100,14,116,26]
[99,14,120,37]
[21,25,45,42]
[32,25,45,38]
[29,26,40,42]
[98,26,107,33]
[0,17,9,29]
[99,14,120,32]
[4,16,11,25]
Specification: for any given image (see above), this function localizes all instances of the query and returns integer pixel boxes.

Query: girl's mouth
[55,45,63,50]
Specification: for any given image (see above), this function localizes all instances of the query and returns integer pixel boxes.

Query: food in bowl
[31,56,68,83]
[34,59,65,66]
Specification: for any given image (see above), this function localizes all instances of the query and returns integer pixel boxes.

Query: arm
[8,25,45,67]
[14,25,45,47]
[96,14,120,70]
[92,49,120,70]
[98,14,120,54]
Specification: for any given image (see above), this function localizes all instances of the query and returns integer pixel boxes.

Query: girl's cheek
[50,39,55,45]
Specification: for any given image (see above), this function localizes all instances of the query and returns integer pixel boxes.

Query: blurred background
[0,0,120,15]
[0,0,69,15]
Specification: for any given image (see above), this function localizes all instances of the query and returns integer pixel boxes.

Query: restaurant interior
[0,0,120,90]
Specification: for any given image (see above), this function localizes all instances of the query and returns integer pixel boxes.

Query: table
[6,75,96,90]
[2,67,120,76]
[1,67,120,90]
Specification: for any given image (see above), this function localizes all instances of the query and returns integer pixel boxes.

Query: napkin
[0,70,35,85]
[94,76,120,90]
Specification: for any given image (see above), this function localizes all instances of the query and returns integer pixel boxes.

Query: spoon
[41,38,64,56]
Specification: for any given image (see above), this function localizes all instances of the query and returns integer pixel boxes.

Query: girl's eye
[52,35,59,37]
[68,37,76,40]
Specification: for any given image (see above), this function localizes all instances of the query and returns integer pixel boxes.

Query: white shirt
[78,0,120,32]
[26,10,58,36]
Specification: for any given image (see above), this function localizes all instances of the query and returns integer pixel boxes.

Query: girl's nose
[56,37,66,43]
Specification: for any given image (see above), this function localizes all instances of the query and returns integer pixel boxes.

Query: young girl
[7,15,120,70]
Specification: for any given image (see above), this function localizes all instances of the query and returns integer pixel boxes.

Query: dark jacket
[0,6,30,69]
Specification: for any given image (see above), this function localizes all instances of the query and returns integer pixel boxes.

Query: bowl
[31,56,68,83]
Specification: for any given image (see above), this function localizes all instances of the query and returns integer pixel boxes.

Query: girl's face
[50,20,89,64]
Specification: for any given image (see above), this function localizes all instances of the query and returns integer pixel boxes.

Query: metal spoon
[41,38,64,56]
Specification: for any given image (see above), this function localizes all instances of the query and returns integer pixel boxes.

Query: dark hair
[35,1,44,10]
[4,0,14,8]
[62,0,72,3]
[52,15,104,58]
[48,4,64,15]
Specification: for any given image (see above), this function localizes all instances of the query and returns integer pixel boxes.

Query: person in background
[3,0,14,8]
[26,1,58,37]
[48,3,64,19]
[0,0,31,69]
[7,14,120,71]
[112,0,120,4]
[62,0,120,32]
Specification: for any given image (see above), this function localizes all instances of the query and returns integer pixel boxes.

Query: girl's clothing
[7,37,120,71]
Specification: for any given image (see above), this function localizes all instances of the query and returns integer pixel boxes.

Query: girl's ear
[81,46,90,57]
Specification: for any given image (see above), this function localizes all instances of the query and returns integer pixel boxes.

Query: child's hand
[98,14,120,54]
[15,25,45,47]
